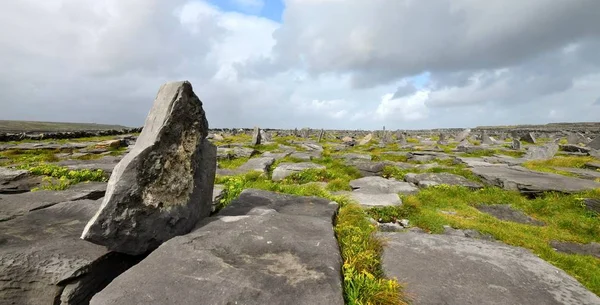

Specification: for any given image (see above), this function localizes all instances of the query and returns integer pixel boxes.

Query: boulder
[358,133,373,145]
[587,136,600,150]
[0,199,140,305]
[89,190,344,305]
[567,133,589,145]
[520,132,537,144]
[81,81,217,255]
[512,139,521,150]
[251,126,262,145]
[523,143,559,160]
[380,232,600,305]
[340,153,372,161]
[454,129,471,143]
[217,157,275,176]
[272,162,326,181]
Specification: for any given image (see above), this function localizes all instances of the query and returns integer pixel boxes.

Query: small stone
[378,222,403,232]
[399,219,409,227]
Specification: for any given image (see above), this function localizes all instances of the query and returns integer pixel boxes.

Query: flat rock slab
[455,156,508,168]
[0,168,44,194]
[471,166,600,194]
[404,172,483,189]
[349,176,418,194]
[345,160,387,176]
[290,151,322,161]
[336,191,401,207]
[0,199,139,305]
[476,204,544,226]
[550,240,600,258]
[380,232,600,305]
[553,167,600,180]
[339,153,372,161]
[90,189,343,305]
[0,182,107,221]
[272,162,325,181]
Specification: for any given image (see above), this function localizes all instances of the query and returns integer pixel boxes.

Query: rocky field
[1,82,600,305]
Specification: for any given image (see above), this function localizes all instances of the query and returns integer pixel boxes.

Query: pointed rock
[251,126,262,145]
[81,81,217,255]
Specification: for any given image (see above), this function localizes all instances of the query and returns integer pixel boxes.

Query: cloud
[0,0,599,130]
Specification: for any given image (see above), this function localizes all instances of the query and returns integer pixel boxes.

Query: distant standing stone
[481,131,493,145]
[359,133,373,146]
[455,129,471,143]
[567,133,589,145]
[251,126,262,145]
[397,132,408,145]
[81,81,217,255]
[437,133,447,145]
[318,129,325,142]
[512,139,521,150]
[521,132,537,144]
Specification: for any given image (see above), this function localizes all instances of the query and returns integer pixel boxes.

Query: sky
[1,0,600,130]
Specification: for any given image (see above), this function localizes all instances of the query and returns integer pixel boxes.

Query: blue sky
[207,0,285,21]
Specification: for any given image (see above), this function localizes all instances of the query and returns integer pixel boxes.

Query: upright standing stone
[318,129,325,142]
[521,132,537,144]
[259,129,271,142]
[481,131,493,145]
[81,81,217,255]
[587,136,600,150]
[397,132,408,145]
[251,126,262,145]
[437,133,447,145]
[359,133,373,146]
[512,139,521,150]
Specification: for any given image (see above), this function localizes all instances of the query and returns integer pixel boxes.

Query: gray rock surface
[583,198,600,214]
[336,191,401,207]
[90,189,343,305]
[290,151,321,161]
[211,184,225,212]
[553,167,600,180]
[471,165,600,194]
[0,182,106,221]
[550,240,600,258]
[380,232,600,305]
[512,139,522,150]
[521,132,537,144]
[349,176,418,194]
[587,136,600,150]
[523,143,559,160]
[358,133,373,145]
[251,126,261,145]
[272,162,325,181]
[404,172,483,189]
[0,167,43,194]
[454,129,470,143]
[567,133,589,145]
[82,81,217,255]
[54,155,121,175]
[340,153,372,161]
[0,199,140,305]
[476,204,544,226]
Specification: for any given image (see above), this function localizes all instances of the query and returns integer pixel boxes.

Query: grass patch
[460,149,525,158]
[381,164,480,182]
[0,149,59,166]
[218,157,249,169]
[21,163,108,190]
[406,138,420,144]
[523,156,599,176]
[402,185,600,295]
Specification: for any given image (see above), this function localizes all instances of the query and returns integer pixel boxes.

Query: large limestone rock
[404,172,483,190]
[272,162,326,181]
[81,81,217,255]
[587,136,600,150]
[454,129,471,143]
[380,232,600,305]
[358,133,373,145]
[472,165,600,194]
[0,199,140,305]
[251,126,262,145]
[523,143,559,160]
[89,189,344,305]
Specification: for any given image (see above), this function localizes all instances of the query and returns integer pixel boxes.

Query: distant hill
[0,120,131,133]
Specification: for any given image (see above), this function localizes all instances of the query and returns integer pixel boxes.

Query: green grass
[3,135,127,145]
[523,156,599,176]
[0,149,59,166]
[460,148,524,158]
[21,163,108,190]
[400,185,600,295]
[381,163,480,182]
[213,171,407,304]
[218,157,249,169]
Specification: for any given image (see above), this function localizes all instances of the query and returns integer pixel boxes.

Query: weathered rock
[559,144,591,153]
[0,199,140,305]
[90,190,344,305]
[454,129,471,143]
[262,151,292,160]
[341,136,355,146]
[0,182,107,221]
[404,172,483,190]
[358,133,373,145]
[586,136,600,150]
[81,81,217,255]
[95,139,124,149]
[346,160,387,176]
[476,204,544,226]
[523,143,559,160]
[272,162,326,181]
[455,156,507,168]
[0,167,44,194]
[337,191,401,207]
[397,132,408,145]
[481,131,494,145]
[290,151,321,161]
[317,129,325,142]
[54,155,121,176]
[521,132,537,144]
[349,176,418,194]
[472,165,600,194]
[211,184,225,212]
[583,198,600,214]
[259,129,270,142]
[251,126,262,145]
[567,133,589,145]
[550,240,600,258]
[442,225,495,241]
[380,232,600,305]
[378,222,403,232]
[584,162,600,170]
[512,139,522,150]
[553,167,600,180]
[340,153,372,161]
